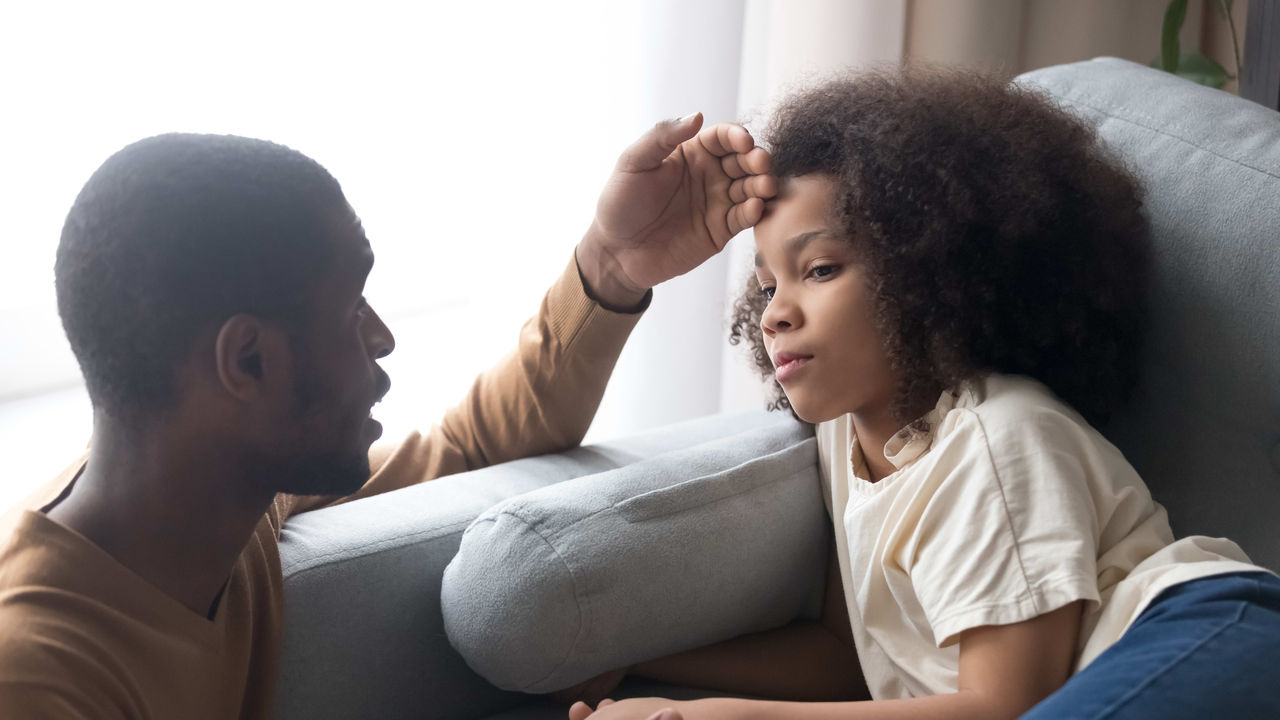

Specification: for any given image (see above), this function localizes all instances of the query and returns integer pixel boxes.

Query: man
[0,114,774,718]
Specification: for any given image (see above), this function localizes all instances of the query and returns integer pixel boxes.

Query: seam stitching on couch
[281,518,473,576]
[609,437,814,524]
[616,458,813,523]
[1054,89,1280,182]
[498,508,590,690]
[517,436,807,540]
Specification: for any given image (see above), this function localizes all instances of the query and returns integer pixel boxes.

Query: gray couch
[273,58,1280,719]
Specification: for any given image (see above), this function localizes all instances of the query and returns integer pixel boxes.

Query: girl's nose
[761,292,798,335]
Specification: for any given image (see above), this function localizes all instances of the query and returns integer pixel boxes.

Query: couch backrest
[1016,58,1280,570]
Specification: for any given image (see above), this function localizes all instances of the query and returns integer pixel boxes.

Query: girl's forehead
[755,175,841,262]
[760,176,837,227]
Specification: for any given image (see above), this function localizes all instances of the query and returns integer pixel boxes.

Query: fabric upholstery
[441,418,824,694]
[1017,58,1280,570]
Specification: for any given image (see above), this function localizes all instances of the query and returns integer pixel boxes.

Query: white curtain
[0,0,743,501]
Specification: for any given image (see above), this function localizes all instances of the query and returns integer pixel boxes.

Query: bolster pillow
[440,419,829,693]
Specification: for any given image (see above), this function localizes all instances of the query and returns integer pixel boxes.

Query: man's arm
[294,114,775,512]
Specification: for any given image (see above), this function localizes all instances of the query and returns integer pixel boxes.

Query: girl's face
[753,174,899,425]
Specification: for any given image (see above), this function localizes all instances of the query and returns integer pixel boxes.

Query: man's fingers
[738,146,772,175]
[568,701,592,720]
[647,711,681,720]
[727,197,765,237]
[720,153,745,179]
[617,113,704,172]
[728,174,778,204]
[597,699,616,708]
[697,122,754,157]
[720,146,772,179]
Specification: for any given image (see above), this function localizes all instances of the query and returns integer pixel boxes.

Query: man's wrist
[575,223,651,313]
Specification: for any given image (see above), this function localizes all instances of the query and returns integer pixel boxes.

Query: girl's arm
[627,538,868,702]
[577,600,1082,720]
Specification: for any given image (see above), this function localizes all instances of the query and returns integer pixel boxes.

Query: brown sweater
[0,256,643,719]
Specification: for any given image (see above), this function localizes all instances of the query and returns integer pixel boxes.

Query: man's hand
[576,113,777,311]
[568,697,684,720]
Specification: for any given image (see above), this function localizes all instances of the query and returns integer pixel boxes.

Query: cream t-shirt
[817,373,1264,700]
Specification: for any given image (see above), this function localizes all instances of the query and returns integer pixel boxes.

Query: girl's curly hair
[729,67,1151,426]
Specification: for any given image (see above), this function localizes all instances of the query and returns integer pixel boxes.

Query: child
[568,68,1280,720]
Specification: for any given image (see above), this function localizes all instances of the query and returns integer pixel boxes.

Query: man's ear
[214,314,292,402]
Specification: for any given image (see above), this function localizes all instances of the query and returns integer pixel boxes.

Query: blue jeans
[1020,571,1280,719]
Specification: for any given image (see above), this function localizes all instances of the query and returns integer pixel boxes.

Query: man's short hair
[56,133,348,421]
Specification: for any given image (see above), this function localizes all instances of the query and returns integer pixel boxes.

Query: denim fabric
[1021,571,1280,719]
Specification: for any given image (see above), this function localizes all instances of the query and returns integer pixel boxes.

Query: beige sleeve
[288,254,645,515]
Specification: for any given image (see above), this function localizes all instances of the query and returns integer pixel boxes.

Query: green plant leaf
[1162,0,1188,72]
[1175,52,1230,88]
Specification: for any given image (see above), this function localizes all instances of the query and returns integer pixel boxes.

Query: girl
[568,68,1280,720]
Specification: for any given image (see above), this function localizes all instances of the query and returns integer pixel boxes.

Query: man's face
[274,204,395,496]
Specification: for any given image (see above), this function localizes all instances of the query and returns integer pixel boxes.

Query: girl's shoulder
[939,373,1103,453]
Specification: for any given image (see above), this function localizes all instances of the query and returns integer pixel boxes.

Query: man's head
[56,133,394,495]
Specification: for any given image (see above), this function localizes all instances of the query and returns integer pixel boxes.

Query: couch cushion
[275,410,795,720]
[1015,58,1280,569]
[441,418,825,693]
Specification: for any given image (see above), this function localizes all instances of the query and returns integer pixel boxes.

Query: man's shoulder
[0,602,129,719]
[0,514,154,718]
[0,548,122,694]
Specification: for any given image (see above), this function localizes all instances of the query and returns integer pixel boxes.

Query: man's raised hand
[576,113,777,311]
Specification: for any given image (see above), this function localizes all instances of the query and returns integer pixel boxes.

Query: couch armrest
[274,411,798,720]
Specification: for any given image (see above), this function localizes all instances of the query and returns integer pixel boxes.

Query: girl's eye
[758,285,776,301]
[809,264,838,279]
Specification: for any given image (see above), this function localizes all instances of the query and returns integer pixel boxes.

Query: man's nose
[366,305,396,359]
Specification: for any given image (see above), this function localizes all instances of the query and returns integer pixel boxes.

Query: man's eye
[356,297,371,317]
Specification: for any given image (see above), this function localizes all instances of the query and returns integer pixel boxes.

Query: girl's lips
[774,354,812,383]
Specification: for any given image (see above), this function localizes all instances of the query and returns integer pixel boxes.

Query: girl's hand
[568,697,683,720]
[551,667,630,707]
[576,114,776,310]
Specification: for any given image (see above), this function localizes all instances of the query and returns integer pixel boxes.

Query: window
[0,0,750,504]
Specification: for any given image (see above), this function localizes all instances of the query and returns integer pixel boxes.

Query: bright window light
[0,0,669,503]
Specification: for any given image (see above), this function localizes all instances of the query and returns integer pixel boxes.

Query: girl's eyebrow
[754,230,828,268]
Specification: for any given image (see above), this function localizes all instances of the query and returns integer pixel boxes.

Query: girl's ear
[213,314,293,403]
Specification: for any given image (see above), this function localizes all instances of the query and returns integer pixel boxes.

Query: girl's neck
[851,409,905,483]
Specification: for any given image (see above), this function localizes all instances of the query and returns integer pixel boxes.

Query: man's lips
[772,351,813,383]
[365,370,392,439]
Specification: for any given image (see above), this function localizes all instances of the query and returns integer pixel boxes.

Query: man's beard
[273,447,371,497]
[269,356,372,497]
